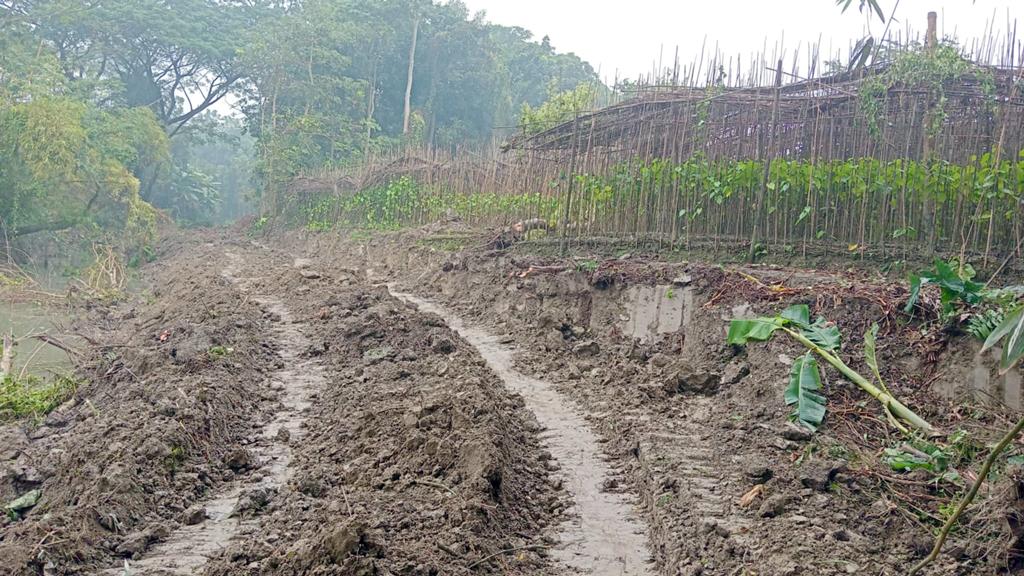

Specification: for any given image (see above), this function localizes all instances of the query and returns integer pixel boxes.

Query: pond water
[0,300,76,376]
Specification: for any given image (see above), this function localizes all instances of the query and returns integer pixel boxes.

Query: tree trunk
[367,51,378,144]
[402,18,420,135]
[9,219,75,237]
[922,12,939,254]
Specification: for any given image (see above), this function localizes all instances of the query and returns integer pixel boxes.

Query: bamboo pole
[749,60,783,262]
[1,333,13,379]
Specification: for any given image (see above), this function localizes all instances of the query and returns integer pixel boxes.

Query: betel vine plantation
[1,1,1024,575]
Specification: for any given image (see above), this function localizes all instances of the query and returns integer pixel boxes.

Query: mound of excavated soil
[205,259,561,575]
[3,234,563,576]
[0,240,280,575]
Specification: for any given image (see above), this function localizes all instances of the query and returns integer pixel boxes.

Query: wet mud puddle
[104,252,324,575]
[390,289,652,576]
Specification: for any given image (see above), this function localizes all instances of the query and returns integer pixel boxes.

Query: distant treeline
[1,0,599,235]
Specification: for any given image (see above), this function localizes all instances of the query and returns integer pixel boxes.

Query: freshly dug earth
[286,226,1024,576]
[2,234,562,575]
[0,238,280,575]
[206,246,562,575]
[5,224,1022,576]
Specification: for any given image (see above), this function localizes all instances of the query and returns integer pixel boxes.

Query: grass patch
[0,374,79,422]
[207,346,233,361]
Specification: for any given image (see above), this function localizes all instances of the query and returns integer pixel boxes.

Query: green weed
[0,374,79,422]
[207,346,233,361]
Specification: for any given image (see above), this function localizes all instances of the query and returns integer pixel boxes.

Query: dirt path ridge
[389,288,653,576]
[101,252,324,575]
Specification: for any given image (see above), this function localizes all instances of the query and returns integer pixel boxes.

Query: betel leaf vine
[728,304,932,432]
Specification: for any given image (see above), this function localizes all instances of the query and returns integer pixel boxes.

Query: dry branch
[909,415,1024,575]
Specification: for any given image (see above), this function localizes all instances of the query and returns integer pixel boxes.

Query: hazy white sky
[459,0,1022,83]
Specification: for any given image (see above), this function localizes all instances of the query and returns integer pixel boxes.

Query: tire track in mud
[389,289,652,576]
[103,252,323,575]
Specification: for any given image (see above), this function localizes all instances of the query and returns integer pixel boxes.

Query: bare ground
[2,226,1022,576]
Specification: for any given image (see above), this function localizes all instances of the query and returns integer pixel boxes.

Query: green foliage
[208,346,233,361]
[247,217,271,237]
[981,306,1024,375]
[519,82,597,134]
[292,176,564,233]
[905,259,985,314]
[4,0,599,225]
[786,353,828,431]
[858,43,971,140]
[966,308,1005,341]
[883,442,955,477]
[334,151,1024,254]
[863,322,891,393]
[728,304,932,432]
[836,0,885,22]
[726,317,785,345]
[903,262,1023,374]
[0,374,79,423]
[233,0,599,210]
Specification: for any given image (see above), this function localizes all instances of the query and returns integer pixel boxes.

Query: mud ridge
[97,251,326,575]
[390,289,652,575]
[0,238,280,576]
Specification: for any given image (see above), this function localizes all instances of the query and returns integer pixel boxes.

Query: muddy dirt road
[391,290,651,575]
[3,229,1022,576]
[3,234,649,575]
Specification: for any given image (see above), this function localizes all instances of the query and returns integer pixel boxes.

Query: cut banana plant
[728,305,933,433]
[785,354,827,431]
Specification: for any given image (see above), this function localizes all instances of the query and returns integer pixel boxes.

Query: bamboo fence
[288,19,1024,269]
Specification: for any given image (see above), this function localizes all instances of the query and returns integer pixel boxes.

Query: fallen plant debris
[738,484,765,508]
[728,304,933,432]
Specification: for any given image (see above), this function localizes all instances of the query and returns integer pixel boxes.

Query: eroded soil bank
[283,226,1024,576]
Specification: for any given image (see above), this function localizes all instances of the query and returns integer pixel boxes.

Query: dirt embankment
[3,232,563,575]
[286,228,1024,576]
[0,237,280,574]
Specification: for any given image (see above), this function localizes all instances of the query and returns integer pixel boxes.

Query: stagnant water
[102,252,324,575]
[390,289,652,576]
[0,301,75,374]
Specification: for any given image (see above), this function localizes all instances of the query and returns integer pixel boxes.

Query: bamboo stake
[1,333,13,379]
[749,60,783,262]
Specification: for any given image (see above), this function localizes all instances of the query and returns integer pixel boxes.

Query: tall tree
[402,16,419,134]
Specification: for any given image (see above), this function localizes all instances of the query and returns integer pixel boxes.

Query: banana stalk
[781,327,933,432]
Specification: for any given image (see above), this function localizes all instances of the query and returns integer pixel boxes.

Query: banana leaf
[785,353,827,431]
